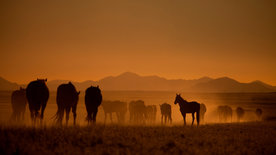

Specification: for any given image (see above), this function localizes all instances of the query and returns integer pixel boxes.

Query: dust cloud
[1,91,275,127]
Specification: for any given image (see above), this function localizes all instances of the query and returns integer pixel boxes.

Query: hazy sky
[1,0,276,85]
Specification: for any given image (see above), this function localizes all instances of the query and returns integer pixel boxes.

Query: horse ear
[97,85,99,88]
[45,78,47,82]
[78,91,80,95]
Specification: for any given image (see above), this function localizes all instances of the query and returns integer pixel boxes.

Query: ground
[1,122,276,155]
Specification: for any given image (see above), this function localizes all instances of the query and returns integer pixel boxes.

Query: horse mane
[178,95,187,104]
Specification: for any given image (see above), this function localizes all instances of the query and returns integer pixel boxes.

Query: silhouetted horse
[11,87,27,122]
[26,79,49,124]
[160,103,172,125]
[146,105,157,124]
[174,94,200,126]
[255,108,262,121]
[236,107,245,122]
[101,100,127,124]
[199,103,207,123]
[55,82,80,125]
[129,100,147,124]
[85,86,102,124]
[217,105,232,122]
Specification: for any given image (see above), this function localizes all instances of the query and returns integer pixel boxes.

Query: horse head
[37,78,47,82]
[174,93,181,104]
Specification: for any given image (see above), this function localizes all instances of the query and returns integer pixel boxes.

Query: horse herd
[217,105,263,122]
[10,79,263,126]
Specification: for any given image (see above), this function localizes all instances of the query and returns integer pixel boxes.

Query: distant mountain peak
[215,77,239,82]
[118,72,140,77]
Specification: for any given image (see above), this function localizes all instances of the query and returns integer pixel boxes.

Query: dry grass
[1,122,276,155]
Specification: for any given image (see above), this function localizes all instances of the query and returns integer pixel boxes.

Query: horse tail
[52,107,64,125]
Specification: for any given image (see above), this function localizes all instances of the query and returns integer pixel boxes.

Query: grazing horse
[55,82,80,125]
[199,103,207,123]
[26,79,49,124]
[236,107,245,122]
[160,103,172,125]
[85,86,102,124]
[129,100,147,124]
[101,100,127,124]
[174,94,200,126]
[255,108,262,121]
[217,105,232,122]
[11,87,27,122]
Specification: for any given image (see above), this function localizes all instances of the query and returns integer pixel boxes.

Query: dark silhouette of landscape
[1,72,276,92]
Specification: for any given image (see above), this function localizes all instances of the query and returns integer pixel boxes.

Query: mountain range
[1,72,276,92]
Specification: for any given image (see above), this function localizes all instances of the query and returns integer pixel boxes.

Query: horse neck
[177,97,187,108]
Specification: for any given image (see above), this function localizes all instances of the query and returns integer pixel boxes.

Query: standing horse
[217,105,232,123]
[236,107,245,122]
[11,87,27,122]
[129,100,147,124]
[255,108,262,121]
[26,79,49,125]
[85,86,102,124]
[160,103,172,125]
[174,94,200,126]
[101,100,127,124]
[55,82,80,125]
[146,105,157,124]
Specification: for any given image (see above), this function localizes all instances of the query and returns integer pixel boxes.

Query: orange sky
[1,0,276,85]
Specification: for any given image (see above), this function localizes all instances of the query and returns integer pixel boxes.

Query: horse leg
[92,109,98,123]
[183,113,186,126]
[110,113,113,123]
[196,112,200,126]
[161,115,163,125]
[72,105,77,125]
[40,102,47,125]
[58,109,64,125]
[65,108,70,126]
[192,113,195,126]
[116,112,120,123]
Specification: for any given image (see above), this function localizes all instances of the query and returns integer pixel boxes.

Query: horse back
[181,101,200,113]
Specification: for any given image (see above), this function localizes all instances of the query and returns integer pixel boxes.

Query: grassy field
[1,122,276,155]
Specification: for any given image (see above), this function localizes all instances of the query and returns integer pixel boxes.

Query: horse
[26,79,49,125]
[199,103,207,123]
[55,82,80,125]
[236,107,245,122]
[174,94,200,126]
[101,100,127,124]
[255,108,262,121]
[129,100,147,124]
[11,87,27,122]
[146,105,157,124]
[160,103,172,125]
[217,105,232,122]
[85,86,102,124]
